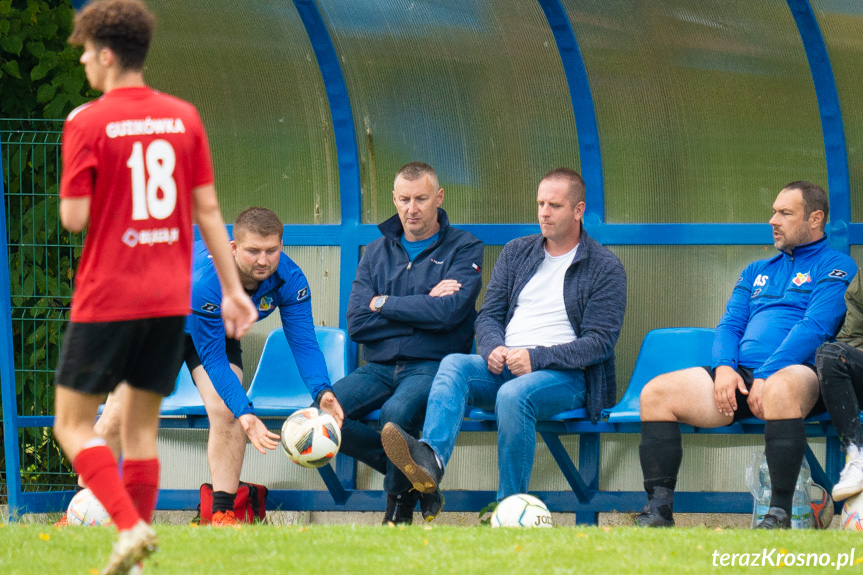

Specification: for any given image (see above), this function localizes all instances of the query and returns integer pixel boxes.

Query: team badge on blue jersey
[791,272,812,287]
[258,296,274,311]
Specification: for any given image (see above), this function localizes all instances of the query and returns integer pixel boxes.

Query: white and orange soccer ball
[810,483,834,529]
[491,494,553,528]
[841,492,863,530]
[66,488,112,526]
[280,407,341,468]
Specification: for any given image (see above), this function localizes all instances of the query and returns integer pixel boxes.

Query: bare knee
[208,402,241,433]
[640,376,681,421]
[763,368,818,419]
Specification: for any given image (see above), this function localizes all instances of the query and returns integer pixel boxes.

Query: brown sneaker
[381,422,443,494]
[211,510,238,527]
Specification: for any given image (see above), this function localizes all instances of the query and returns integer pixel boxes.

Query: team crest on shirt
[258,296,274,312]
[791,272,812,287]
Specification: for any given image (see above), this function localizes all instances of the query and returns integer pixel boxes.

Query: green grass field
[2,523,863,574]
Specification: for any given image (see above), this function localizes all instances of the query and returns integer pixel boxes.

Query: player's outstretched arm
[193,183,257,338]
[239,413,280,454]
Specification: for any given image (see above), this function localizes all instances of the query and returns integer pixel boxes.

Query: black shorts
[183,334,243,373]
[702,364,826,422]
[55,316,186,397]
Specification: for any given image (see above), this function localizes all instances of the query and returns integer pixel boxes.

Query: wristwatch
[373,295,389,312]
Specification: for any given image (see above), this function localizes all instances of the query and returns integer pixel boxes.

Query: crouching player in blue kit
[186,207,341,525]
[635,181,856,529]
[94,207,340,526]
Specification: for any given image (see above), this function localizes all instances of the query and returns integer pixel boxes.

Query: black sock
[212,490,236,514]
[764,419,805,515]
[817,343,863,447]
[640,421,682,495]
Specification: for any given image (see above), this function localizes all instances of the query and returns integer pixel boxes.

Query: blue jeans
[422,354,587,500]
[331,360,439,494]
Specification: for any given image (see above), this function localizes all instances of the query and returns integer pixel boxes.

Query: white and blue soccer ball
[281,407,341,468]
[491,493,553,528]
[66,488,112,526]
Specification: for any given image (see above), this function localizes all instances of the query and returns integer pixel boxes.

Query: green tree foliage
[1,0,99,500]
[0,0,97,119]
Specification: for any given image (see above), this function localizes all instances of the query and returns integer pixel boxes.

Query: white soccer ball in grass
[491,493,553,528]
[281,407,341,468]
[66,488,112,526]
[841,492,863,530]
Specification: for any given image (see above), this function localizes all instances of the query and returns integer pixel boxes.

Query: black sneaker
[382,490,418,526]
[634,486,675,527]
[419,488,444,522]
[381,422,443,494]
[634,505,675,527]
[756,507,791,529]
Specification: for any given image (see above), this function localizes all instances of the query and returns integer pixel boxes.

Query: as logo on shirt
[297,287,309,301]
[791,272,812,287]
[258,296,274,312]
[753,274,768,287]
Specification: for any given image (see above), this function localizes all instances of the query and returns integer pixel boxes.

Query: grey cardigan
[475,226,627,422]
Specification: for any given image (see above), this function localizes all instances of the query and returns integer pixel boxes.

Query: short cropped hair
[541,167,586,205]
[783,180,829,229]
[234,207,283,242]
[69,0,155,71]
[394,161,439,191]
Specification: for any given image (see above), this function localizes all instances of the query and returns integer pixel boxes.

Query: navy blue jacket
[347,209,484,363]
[475,227,627,422]
[713,236,856,379]
[186,241,331,418]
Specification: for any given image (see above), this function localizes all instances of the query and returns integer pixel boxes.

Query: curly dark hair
[68,0,155,71]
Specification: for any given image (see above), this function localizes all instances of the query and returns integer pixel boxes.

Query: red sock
[73,446,140,531]
[122,459,160,524]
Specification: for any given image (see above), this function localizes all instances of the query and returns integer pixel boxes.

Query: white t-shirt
[504,244,578,349]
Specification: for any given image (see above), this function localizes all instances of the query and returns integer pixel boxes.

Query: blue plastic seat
[247,327,349,417]
[159,362,207,416]
[98,362,205,417]
[469,407,588,421]
[604,327,715,422]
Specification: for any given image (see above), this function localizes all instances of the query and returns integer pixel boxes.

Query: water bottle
[791,462,813,529]
[749,453,771,528]
[747,452,812,528]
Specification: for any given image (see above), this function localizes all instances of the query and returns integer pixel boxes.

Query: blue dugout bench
[127,327,848,523]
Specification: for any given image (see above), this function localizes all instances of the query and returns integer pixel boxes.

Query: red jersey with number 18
[60,86,214,323]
